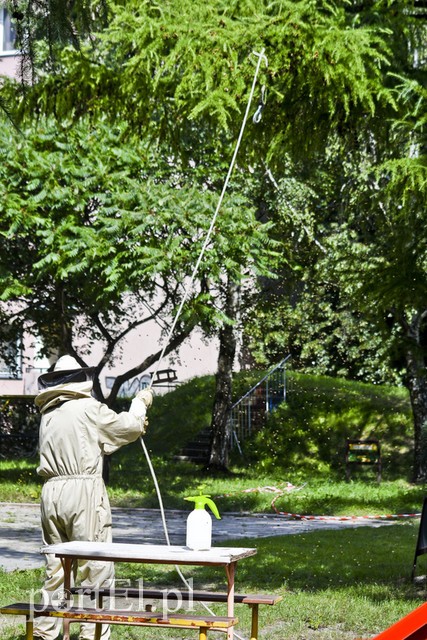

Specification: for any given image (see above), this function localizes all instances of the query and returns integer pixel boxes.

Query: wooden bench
[0,601,237,640]
[70,586,283,640]
[345,438,382,482]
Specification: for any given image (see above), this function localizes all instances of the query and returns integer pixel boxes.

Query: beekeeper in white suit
[33,355,153,640]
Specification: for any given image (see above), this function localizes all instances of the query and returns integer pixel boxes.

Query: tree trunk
[207,279,240,472]
[401,312,427,482]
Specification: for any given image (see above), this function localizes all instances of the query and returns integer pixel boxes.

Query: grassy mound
[244,371,413,479]
[0,370,416,512]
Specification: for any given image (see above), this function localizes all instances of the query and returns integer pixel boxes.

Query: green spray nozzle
[185,494,221,519]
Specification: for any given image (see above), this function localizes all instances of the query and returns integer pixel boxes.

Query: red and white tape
[215,484,421,522]
[270,493,421,521]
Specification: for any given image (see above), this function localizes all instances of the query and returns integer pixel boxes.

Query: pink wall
[0,54,20,78]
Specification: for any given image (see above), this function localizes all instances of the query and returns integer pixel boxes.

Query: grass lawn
[1,449,426,516]
[0,523,425,639]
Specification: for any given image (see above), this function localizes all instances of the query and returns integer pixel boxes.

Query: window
[0,338,22,379]
[0,7,17,55]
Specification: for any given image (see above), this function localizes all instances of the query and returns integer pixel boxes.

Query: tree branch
[106,321,196,403]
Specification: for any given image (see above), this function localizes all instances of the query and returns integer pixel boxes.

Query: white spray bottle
[185,493,221,551]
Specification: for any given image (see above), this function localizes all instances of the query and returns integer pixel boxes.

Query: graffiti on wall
[105,369,178,397]
[105,375,151,398]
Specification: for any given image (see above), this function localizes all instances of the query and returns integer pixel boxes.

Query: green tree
[0,117,275,408]
[12,0,392,159]
[6,0,395,469]
[244,8,427,479]
[6,0,426,472]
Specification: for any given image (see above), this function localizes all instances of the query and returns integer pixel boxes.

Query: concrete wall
[0,53,19,77]
[0,325,220,397]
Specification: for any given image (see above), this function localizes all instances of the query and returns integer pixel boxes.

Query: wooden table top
[41,541,257,566]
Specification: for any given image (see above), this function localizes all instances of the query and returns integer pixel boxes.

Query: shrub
[0,396,39,458]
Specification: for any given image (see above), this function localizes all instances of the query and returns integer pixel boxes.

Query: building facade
[0,5,19,77]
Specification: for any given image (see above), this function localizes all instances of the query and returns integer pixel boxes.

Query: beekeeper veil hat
[37,355,95,390]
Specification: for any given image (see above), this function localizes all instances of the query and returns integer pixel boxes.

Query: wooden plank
[0,603,237,629]
[71,586,282,606]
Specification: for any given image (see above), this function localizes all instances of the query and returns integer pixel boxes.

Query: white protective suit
[34,373,149,640]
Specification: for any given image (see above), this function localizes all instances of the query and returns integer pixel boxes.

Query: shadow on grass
[112,524,421,604]
[220,525,420,596]
[0,459,40,485]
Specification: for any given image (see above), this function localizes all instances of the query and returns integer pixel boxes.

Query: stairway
[174,426,211,465]
[175,357,291,465]
[230,356,290,454]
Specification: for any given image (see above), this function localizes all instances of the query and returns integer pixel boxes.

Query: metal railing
[230,355,291,454]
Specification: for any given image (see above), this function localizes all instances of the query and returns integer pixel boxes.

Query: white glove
[136,388,153,409]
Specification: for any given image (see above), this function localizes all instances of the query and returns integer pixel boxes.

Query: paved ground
[0,502,399,572]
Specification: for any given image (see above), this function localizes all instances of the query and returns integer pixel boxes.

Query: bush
[0,396,39,458]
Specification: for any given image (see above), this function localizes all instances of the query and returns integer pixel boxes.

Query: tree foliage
[6,0,109,80]
[8,0,395,164]
[243,4,427,477]
[3,0,427,475]
[0,116,275,402]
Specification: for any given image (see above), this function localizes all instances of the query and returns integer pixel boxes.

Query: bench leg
[26,617,34,640]
[225,561,236,640]
[250,603,259,640]
[94,622,103,640]
[63,618,71,640]
[62,557,73,640]
[199,626,208,640]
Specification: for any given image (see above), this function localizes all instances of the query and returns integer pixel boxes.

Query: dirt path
[0,502,399,572]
